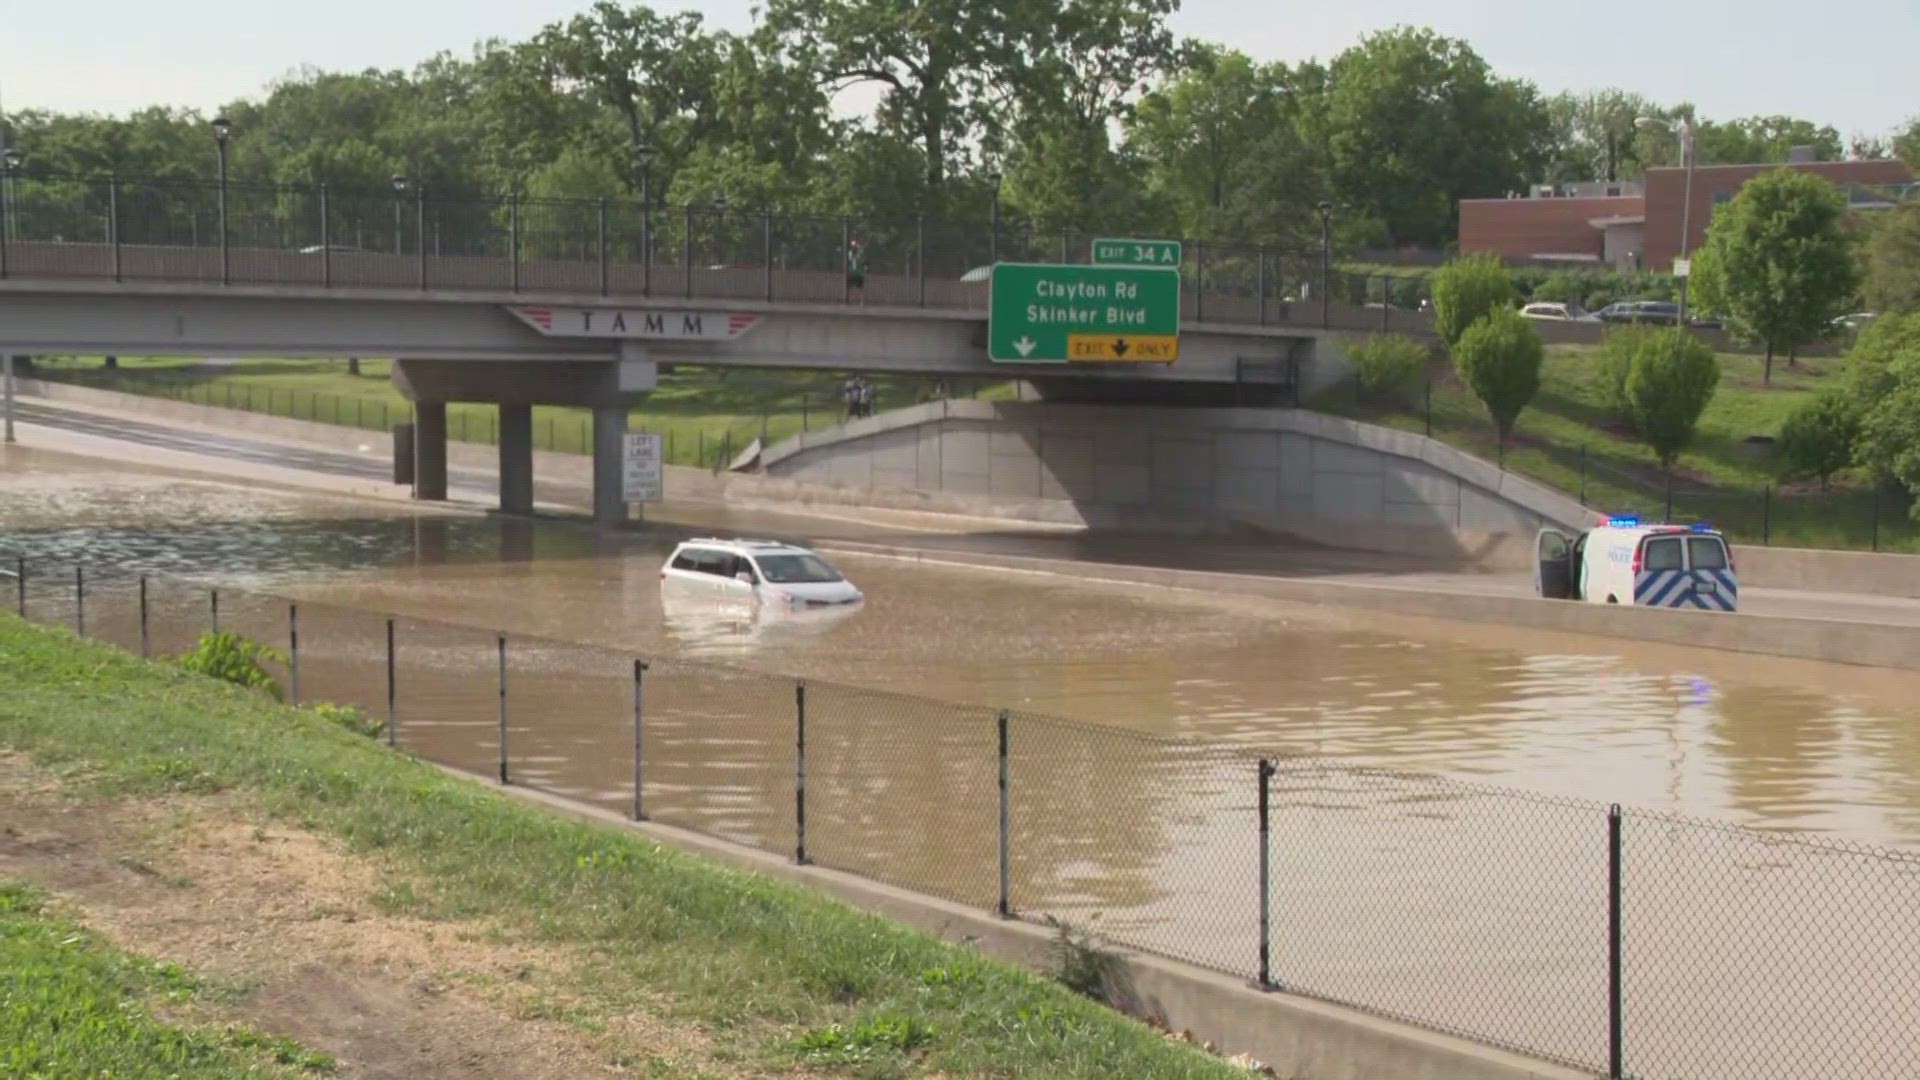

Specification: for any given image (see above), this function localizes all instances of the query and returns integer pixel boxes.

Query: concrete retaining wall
[751,400,1593,566]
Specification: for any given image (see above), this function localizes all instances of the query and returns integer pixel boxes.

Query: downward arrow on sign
[1013,336,1037,357]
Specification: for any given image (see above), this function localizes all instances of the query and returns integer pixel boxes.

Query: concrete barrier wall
[754,400,1593,566]
[1736,545,1920,600]
[821,539,1920,672]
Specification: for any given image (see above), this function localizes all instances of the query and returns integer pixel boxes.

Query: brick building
[1460,157,1914,271]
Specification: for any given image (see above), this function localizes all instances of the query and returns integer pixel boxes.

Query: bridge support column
[412,402,448,502]
[591,406,628,528]
[498,403,533,516]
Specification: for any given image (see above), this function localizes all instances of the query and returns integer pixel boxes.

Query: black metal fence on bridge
[4,553,1918,1079]
[0,175,1437,334]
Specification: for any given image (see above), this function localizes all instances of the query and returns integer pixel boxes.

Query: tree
[1850,311,1920,486]
[1452,307,1544,448]
[1431,253,1516,349]
[1323,27,1550,244]
[1862,204,1920,313]
[1542,90,1672,183]
[1896,116,1920,170]
[1690,168,1858,384]
[1128,47,1300,237]
[1623,329,1720,469]
[1779,392,1862,489]
[1596,325,1663,415]
[1694,115,1843,165]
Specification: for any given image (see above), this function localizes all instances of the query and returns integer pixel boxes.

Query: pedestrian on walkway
[846,238,867,304]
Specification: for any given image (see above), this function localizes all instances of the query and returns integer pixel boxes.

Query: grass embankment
[0,882,333,1077]
[1323,344,1919,552]
[29,356,1016,469]
[0,614,1253,1079]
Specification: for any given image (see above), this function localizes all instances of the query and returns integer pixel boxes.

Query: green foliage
[1322,27,1550,245]
[792,1014,936,1062]
[1778,392,1863,488]
[0,882,332,1076]
[1596,325,1665,415]
[1431,254,1517,349]
[1451,307,1544,445]
[1694,115,1844,166]
[1853,311,1920,498]
[1045,914,1115,1001]
[309,703,383,740]
[1348,333,1430,392]
[1622,330,1722,467]
[176,632,284,701]
[1862,205,1920,314]
[1693,168,1859,383]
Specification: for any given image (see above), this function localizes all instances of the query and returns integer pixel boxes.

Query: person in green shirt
[846,239,867,303]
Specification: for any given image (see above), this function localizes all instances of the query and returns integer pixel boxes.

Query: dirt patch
[0,759,737,1078]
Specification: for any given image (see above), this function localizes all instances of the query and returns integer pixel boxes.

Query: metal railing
[0,175,1441,335]
[6,554,1919,1079]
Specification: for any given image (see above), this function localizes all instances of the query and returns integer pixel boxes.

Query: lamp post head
[1316,200,1333,220]
[712,192,727,212]
[633,142,654,172]
[986,171,1002,192]
[0,147,20,171]
[210,116,231,144]
[390,174,409,193]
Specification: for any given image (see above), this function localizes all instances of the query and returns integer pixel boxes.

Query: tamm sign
[508,306,761,341]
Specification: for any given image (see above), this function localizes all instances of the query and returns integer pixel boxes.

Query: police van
[1536,516,1738,611]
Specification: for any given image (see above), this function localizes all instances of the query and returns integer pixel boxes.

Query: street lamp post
[1317,200,1334,329]
[1637,115,1697,322]
[988,172,1003,264]
[211,117,231,284]
[0,146,19,248]
[633,142,654,297]
[390,174,408,254]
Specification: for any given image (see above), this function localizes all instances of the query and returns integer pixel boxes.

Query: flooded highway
[8,443,1920,1078]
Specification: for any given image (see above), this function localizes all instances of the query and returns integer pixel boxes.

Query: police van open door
[1536,528,1574,600]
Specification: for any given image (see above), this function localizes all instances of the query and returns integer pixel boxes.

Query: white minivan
[660,538,864,609]
[1536,516,1738,611]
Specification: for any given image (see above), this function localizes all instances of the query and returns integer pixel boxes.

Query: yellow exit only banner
[1066,334,1179,362]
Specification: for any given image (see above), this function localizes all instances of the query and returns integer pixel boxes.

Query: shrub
[176,632,284,700]
[1623,330,1721,468]
[1431,254,1516,349]
[310,702,383,739]
[1778,392,1862,489]
[1451,307,1544,447]
[1596,325,1663,416]
[1347,333,1430,393]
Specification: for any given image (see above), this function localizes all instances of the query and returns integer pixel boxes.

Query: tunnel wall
[746,401,1591,565]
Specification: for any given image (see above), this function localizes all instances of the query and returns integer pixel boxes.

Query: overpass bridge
[0,178,1445,524]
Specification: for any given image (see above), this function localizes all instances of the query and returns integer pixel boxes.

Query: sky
[2,0,1916,136]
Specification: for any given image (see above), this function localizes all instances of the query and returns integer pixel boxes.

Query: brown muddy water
[5,446,1918,1078]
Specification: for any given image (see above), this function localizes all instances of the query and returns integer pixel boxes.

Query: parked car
[297,243,366,255]
[1519,301,1599,323]
[1833,312,1877,332]
[1686,313,1725,330]
[1595,301,1682,326]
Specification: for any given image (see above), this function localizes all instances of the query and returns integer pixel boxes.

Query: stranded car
[660,538,863,609]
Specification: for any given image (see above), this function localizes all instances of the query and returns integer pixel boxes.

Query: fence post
[1664,470,1674,523]
[14,555,22,617]
[416,188,427,290]
[763,211,774,302]
[1381,277,1390,330]
[1424,379,1433,438]
[597,198,609,297]
[1195,240,1205,323]
[385,618,396,747]
[1608,804,1624,1079]
[1257,757,1275,990]
[210,588,219,634]
[682,205,693,300]
[509,194,521,293]
[319,184,332,288]
[632,659,648,821]
[1872,481,1881,553]
[841,216,851,305]
[1579,445,1588,506]
[287,603,300,705]
[73,565,84,637]
[497,634,509,784]
[794,680,809,865]
[109,176,122,282]
[138,575,149,658]
[1762,484,1772,546]
[997,710,1012,918]
[1257,246,1268,326]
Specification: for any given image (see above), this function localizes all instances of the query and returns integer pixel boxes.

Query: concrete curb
[442,765,1588,1080]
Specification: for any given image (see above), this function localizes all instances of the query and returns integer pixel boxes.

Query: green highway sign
[1091,237,1183,267]
[988,263,1182,364]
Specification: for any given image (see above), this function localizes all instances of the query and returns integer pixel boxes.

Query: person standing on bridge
[846,238,867,304]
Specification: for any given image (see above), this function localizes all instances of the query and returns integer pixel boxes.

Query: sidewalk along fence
[1330,375,1920,554]
[6,554,1920,1080]
[0,175,1436,334]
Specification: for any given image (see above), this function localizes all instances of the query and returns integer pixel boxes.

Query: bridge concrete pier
[591,406,628,527]
[498,403,534,516]
[412,403,448,501]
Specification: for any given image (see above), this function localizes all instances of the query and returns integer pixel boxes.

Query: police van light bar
[1607,515,1641,528]
[1690,523,1713,532]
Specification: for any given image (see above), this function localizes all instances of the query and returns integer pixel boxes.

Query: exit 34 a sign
[1092,237,1182,267]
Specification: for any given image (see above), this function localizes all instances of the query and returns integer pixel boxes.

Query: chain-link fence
[5,553,1919,1078]
[0,175,1439,333]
